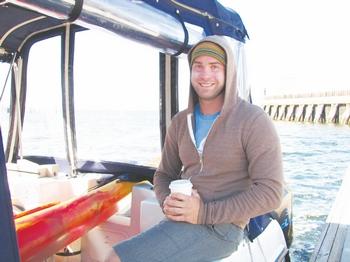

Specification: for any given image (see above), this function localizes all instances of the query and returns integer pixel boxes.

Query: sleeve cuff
[197,200,207,224]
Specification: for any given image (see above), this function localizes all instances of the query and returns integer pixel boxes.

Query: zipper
[198,152,204,174]
[187,113,220,176]
[187,114,202,174]
[170,0,214,19]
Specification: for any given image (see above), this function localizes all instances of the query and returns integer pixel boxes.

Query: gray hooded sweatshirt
[153,35,284,229]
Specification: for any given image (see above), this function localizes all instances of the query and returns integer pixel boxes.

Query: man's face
[191,55,225,102]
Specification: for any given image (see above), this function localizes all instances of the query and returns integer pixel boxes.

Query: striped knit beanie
[190,41,226,65]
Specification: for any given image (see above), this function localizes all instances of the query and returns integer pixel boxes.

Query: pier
[263,90,350,124]
[310,167,350,261]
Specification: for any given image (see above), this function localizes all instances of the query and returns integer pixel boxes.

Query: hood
[187,35,248,117]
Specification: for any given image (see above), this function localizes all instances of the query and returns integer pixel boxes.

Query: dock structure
[310,167,350,261]
[263,90,350,125]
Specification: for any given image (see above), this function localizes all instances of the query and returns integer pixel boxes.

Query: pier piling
[263,90,350,125]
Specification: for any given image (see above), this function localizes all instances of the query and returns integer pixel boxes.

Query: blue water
[275,122,350,261]
[1,109,350,261]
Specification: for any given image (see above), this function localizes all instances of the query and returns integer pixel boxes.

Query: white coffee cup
[169,179,193,196]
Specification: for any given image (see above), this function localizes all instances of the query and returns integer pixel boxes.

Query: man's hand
[163,189,201,224]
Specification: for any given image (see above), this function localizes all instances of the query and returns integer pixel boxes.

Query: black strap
[172,12,189,56]
[67,0,84,22]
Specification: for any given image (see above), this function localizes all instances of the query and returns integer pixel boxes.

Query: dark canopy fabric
[0,5,62,58]
[0,4,85,62]
[143,0,249,43]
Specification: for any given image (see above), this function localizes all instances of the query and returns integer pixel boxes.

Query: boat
[0,1,293,261]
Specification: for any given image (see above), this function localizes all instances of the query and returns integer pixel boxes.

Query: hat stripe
[190,41,226,65]
[192,49,225,62]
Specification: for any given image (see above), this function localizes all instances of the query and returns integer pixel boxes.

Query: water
[1,109,350,261]
[275,122,350,261]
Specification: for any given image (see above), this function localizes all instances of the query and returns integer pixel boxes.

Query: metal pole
[6,0,203,54]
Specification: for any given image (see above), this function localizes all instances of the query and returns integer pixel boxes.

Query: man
[106,35,283,261]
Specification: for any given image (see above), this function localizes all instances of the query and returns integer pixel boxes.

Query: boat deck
[310,167,350,261]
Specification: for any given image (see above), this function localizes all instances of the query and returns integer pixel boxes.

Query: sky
[1,0,350,109]
[221,0,350,100]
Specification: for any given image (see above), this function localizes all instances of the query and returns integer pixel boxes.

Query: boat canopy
[0,0,248,62]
